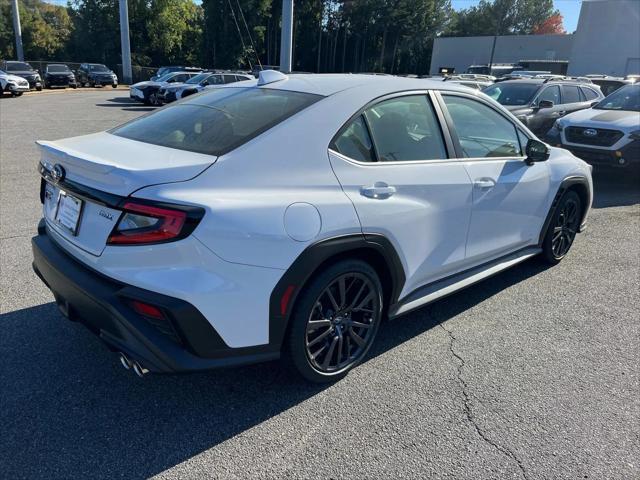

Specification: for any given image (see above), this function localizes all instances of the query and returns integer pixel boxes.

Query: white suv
[32,72,593,382]
[0,69,30,96]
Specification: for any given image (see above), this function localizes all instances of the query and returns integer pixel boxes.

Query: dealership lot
[1,90,638,479]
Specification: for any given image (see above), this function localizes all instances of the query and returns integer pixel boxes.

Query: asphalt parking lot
[1,89,638,480]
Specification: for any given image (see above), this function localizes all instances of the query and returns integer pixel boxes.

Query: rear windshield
[483,83,540,106]
[111,87,322,155]
[594,84,640,112]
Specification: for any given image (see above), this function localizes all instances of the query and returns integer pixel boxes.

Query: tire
[112,84,117,89]
[149,92,161,106]
[541,190,582,265]
[283,259,383,383]
[72,84,77,89]
[13,92,23,97]
[36,86,42,91]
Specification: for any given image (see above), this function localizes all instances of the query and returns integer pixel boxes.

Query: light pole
[119,0,133,84]
[11,0,24,61]
[280,0,294,73]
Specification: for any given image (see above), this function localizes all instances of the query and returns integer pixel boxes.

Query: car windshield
[5,62,32,71]
[88,64,109,72]
[156,73,176,82]
[47,65,70,73]
[111,88,322,156]
[186,73,209,84]
[594,85,640,111]
[483,83,540,106]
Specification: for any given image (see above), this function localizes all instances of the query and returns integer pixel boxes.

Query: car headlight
[554,120,564,131]
[629,130,640,140]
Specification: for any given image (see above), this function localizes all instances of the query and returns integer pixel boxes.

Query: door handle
[474,178,496,190]
[360,182,396,199]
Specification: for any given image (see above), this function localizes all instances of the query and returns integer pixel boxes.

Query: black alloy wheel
[542,190,582,264]
[285,260,383,382]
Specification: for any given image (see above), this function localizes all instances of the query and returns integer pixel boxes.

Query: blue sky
[43,0,583,33]
[451,0,583,32]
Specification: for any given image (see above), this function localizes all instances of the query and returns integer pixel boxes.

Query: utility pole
[280,0,294,73]
[11,0,24,61]
[119,0,133,84]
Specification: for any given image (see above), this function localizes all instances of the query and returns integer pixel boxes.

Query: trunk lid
[37,132,216,196]
[38,132,216,256]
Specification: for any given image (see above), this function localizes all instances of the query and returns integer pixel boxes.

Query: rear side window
[580,87,599,101]
[363,95,446,162]
[111,88,322,156]
[333,116,375,162]
[443,95,521,158]
[537,86,560,105]
[561,85,581,103]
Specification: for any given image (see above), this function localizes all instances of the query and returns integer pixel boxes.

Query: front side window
[443,95,521,158]
[111,88,322,156]
[332,115,375,162]
[362,95,446,162]
[537,85,560,105]
[561,85,581,104]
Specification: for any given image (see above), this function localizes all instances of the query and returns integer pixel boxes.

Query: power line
[226,0,252,70]
[235,0,262,69]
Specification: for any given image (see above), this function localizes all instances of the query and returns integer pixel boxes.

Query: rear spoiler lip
[36,140,116,175]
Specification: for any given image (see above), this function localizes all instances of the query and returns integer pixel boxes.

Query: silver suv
[545,84,640,169]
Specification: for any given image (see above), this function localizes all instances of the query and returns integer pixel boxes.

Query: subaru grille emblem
[51,164,65,183]
[583,128,598,137]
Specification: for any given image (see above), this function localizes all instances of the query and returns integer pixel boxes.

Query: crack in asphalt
[440,323,530,480]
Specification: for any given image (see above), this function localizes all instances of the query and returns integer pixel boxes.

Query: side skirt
[388,246,541,318]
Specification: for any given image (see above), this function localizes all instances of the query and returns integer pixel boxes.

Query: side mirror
[538,100,554,109]
[590,100,599,107]
[525,139,550,165]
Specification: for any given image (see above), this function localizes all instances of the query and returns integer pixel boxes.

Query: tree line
[0,0,562,75]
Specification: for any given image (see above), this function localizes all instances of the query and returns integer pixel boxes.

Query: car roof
[493,79,590,87]
[237,73,473,97]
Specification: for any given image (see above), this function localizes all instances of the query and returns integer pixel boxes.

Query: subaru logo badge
[51,164,65,183]
[583,128,598,137]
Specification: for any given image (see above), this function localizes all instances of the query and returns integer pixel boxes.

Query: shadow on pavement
[0,257,549,479]
[95,97,158,112]
[591,169,640,208]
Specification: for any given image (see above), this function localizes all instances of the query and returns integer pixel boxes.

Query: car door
[328,93,473,296]
[438,92,552,264]
[529,85,562,135]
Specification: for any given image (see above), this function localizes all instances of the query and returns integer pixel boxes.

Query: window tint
[580,87,599,101]
[333,115,375,162]
[362,95,446,162]
[223,75,237,84]
[112,88,321,156]
[561,85,581,104]
[483,83,540,106]
[209,75,224,85]
[443,95,521,158]
[537,86,560,105]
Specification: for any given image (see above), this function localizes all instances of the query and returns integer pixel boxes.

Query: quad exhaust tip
[119,353,149,377]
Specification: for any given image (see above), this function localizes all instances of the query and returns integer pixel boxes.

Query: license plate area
[54,190,84,236]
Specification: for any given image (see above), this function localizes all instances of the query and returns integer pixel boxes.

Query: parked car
[43,64,77,89]
[545,84,640,169]
[159,71,253,103]
[76,64,118,88]
[130,71,202,105]
[0,60,42,90]
[32,72,592,382]
[443,76,493,90]
[483,78,604,136]
[466,63,523,77]
[0,69,30,96]
[151,66,202,81]
[587,76,635,97]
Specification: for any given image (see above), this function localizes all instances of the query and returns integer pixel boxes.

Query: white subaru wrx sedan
[32,71,593,382]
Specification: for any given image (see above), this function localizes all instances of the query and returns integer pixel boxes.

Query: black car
[0,60,42,90]
[43,64,77,89]
[588,76,635,97]
[483,78,604,136]
[77,63,118,88]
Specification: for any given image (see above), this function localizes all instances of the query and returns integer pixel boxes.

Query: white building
[429,0,640,77]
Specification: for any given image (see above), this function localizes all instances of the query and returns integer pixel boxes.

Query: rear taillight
[107,201,203,245]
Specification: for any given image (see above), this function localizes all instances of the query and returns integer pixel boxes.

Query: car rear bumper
[32,222,279,373]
